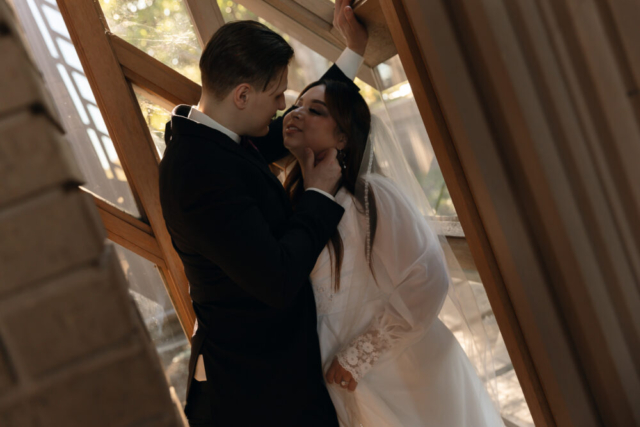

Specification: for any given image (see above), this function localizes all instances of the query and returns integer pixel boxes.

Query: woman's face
[283,85,346,157]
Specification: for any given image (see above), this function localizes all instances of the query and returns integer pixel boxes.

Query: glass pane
[112,243,190,405]
[13,0,141,216]
[218,0,251,24]
[99,0,202,84]
[135,87,171,158]
[373,54,408,91]
[455,259,534,427]
[370,57,456,217]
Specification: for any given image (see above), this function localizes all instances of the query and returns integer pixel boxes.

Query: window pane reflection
[445,239,534,427]
[371,56,456,217]
[135,88,171,158]
[13,0,141,216]
[112,243,190,405]
[99,0,202,84]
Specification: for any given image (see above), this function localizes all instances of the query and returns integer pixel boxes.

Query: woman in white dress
[282,80,504,427]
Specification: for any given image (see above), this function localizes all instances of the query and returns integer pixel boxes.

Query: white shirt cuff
[335,48,364,80]
[306,188,336,202]
[194,354,207,381]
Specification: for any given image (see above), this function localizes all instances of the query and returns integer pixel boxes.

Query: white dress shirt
[188,108,241,143]
[192,48,364,382]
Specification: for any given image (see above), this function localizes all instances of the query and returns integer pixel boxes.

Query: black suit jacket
[159,66,359,426]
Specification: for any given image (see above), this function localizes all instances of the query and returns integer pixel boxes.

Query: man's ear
[232,83,252,109]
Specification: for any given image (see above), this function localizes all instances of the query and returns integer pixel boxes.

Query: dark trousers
[184,379,339,427]
[184,380,213,426]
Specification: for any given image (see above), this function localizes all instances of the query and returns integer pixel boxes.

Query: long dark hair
[284,80,377,291]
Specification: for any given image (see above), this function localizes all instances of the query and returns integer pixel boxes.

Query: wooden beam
[236,0,377,86]
[446,237,477,272]
[131,84,176,118]
[110,34,201,108]
[84,188,153,235]
[265,0,344,45]
[378,0,553,426]
[183,0,226,48]
[106,232,165,269]
[293,0,334,23]
[270,0,397,67]
[350,0,397,67]
[57,0,195,338]
[84,189,166,268]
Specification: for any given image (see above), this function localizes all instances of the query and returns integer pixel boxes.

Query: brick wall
[0,1,186,425]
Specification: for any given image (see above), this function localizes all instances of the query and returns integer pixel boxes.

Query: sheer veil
[327,114,500,423]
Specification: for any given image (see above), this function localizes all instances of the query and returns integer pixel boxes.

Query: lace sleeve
[336,328,393,381]
[335,176,449,382]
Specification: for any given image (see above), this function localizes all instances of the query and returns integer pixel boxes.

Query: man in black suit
[159,4,368,426]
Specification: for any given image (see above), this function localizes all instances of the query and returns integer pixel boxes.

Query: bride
[281,80,504,426]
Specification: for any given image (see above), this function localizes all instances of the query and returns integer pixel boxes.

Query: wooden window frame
[86,188,166,269]
[56,0,203,337]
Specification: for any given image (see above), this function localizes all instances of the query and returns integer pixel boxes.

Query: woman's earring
[337,149,347,170]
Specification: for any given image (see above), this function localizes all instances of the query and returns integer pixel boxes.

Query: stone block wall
[0,2,185,425]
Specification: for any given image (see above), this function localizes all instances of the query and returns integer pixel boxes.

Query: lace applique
[336,328,393,381]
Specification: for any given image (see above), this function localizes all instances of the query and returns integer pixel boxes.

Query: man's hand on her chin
[302,148,342,196]
[314,149,329,166]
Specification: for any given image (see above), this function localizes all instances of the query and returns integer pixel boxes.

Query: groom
[159,3,368,426]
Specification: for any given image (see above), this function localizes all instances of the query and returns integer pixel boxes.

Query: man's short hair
[199,21,294,99]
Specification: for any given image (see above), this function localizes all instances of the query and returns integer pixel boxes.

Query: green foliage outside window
[99,0,202,83]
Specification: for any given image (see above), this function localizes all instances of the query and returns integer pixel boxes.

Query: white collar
[188,106,241,144]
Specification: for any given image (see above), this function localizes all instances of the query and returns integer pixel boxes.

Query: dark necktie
[240,136,258,152]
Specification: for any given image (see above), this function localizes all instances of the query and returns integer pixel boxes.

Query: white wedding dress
[310,175,503,427]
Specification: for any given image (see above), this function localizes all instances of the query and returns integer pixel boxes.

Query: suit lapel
[169,108,292,210]
[222,140,294,211]
[216,135,287,194]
